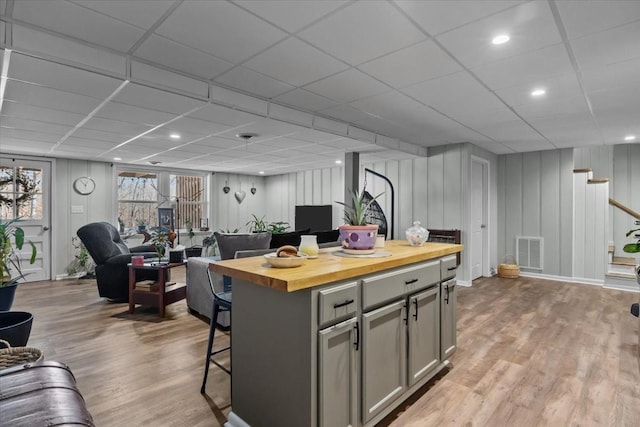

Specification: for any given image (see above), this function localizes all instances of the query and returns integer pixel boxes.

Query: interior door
[0,157,51,281]
[471,160,486,280]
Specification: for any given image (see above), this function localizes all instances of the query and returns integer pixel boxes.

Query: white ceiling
[1,0,639,175]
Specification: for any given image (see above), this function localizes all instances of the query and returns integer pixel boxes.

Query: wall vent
[516,236,544,270]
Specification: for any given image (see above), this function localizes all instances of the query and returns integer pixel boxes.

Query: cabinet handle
[445,284,450,304]
[353,322,360,351]
[447,266,457,271]
[405,278,418,285]
[333,299,354,309]
[412,299,418,321]
[403,302,408,325]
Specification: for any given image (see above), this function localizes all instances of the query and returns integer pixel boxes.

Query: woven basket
[0,339,44,370]
[498,255,520,279]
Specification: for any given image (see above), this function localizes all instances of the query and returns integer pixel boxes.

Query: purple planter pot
[339,225,379,251]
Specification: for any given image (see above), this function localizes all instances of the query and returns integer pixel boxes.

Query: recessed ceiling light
[624,135,636,141]
[531,89,546,97]
[335,160,342,164]
[492,34,510,45]
[113,157,121,161]
[259,171,265,175]
[170,133,180,139]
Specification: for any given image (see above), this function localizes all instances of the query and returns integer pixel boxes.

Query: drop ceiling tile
[318,104,373,123]
[529,114,600,145]
[72,128,128,143]
[556,0,640,40]
[471,44,574,91]
[234,0,348,33]
[13,0,145,51]
[572,20,640,70]
[0,116,72,135]
[215,66,295,99]
[581,58,640,92]
[298,1,425,66]
[1,101,86,126]
[406,71,506,114]
[259,137,313,150]
[501,139,557,152]
[474,119,545,143]
[1,128,61,143]
[8,53,124,99]
[395,0,523,36]
[188,104,259,127]
[1,138,55,153]
[134,35,234,80]
[69,0,176,29]
[513,95,589,120]
[244,37,349,87]
[163,117,231,137]
[321,138,372,150]
[155,1,287,63]
[436,1,562,68]
[589,85,640,113]
[274,89,339,112]
[96,101,176,126]
[3,80,102,115]
[83,117,153,135]
[304,68,390,103]
[112,83,206,114]
[349,91,436,127]
[358,40,462,89]
[493,72,583,108]
[293,129,344,144]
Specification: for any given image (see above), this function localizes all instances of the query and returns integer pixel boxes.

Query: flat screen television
[295,205,332,232]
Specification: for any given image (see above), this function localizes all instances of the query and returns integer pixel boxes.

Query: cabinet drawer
[362,261,440,310]
[441,255,457,280]
[318,281,358,327]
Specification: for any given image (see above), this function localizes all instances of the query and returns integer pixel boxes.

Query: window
[0,166,43,220]
[116,168,207,232]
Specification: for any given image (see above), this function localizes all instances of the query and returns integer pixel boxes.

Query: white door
[471,159,487,280]
[0,157,51,282]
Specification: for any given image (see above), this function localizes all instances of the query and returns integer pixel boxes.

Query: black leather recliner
[77,222,158,302]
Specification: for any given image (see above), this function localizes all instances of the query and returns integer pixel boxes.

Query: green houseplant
[335,188,383,252]
[623,220,640,285]
[1,218,37,311]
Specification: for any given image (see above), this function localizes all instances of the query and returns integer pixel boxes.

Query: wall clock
[73,176,96,195]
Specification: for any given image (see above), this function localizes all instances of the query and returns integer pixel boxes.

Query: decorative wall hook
[223,180,230,194]
[250,182,257,195]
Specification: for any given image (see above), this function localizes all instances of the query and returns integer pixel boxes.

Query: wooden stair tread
[605,272,637,279]
[611,256,636,266]
[587,178,609,184]
[573,168,592,173]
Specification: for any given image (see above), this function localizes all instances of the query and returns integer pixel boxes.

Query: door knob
[43,226,50,231]
[480,224,486,228]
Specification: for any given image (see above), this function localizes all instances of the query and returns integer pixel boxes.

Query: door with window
[0,157,51,282]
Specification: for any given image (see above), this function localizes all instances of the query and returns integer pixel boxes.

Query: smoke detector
[236,132,258,141]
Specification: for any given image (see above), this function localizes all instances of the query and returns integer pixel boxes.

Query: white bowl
[264,252,307,268]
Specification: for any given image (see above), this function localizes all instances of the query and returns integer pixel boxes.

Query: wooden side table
[128,262,187,317]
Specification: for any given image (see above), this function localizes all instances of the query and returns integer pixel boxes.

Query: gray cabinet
[319,317,359,427]
[361,299,406,423]
[440,279,457,360]
[408,285,440,386]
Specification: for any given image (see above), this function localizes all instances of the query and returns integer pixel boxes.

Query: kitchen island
[211,240,463,427]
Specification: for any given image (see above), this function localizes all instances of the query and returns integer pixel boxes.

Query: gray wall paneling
[540,151,561,275]
[559,149,574,277]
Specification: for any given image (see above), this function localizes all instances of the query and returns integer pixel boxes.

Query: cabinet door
[440,279,457,360]
[407,285,440,386]
[319,317,358,427]
[361,299,406,423]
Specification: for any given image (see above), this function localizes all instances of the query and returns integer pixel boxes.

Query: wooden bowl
[264,253,307,268]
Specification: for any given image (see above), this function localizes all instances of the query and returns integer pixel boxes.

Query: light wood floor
[10,271,640,427]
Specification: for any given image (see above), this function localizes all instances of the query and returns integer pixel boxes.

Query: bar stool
[200,270,232,393]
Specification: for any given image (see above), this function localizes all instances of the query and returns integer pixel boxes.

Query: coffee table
[128,262,187,317]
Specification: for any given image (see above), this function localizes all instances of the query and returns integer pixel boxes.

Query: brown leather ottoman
[0,361,95,426]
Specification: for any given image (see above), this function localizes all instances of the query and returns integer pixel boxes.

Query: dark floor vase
[0,283,18,312]
[0,311,34,346]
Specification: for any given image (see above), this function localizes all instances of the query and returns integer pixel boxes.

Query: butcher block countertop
[210,240,463,292]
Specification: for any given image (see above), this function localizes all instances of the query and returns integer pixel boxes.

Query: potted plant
[136,218,147,233]
[66,237,95,279]
[1,218,37,311]
[246,214,267,232]
[335,188,382,253]
[184,218,202,258]
[623,220,640,285]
